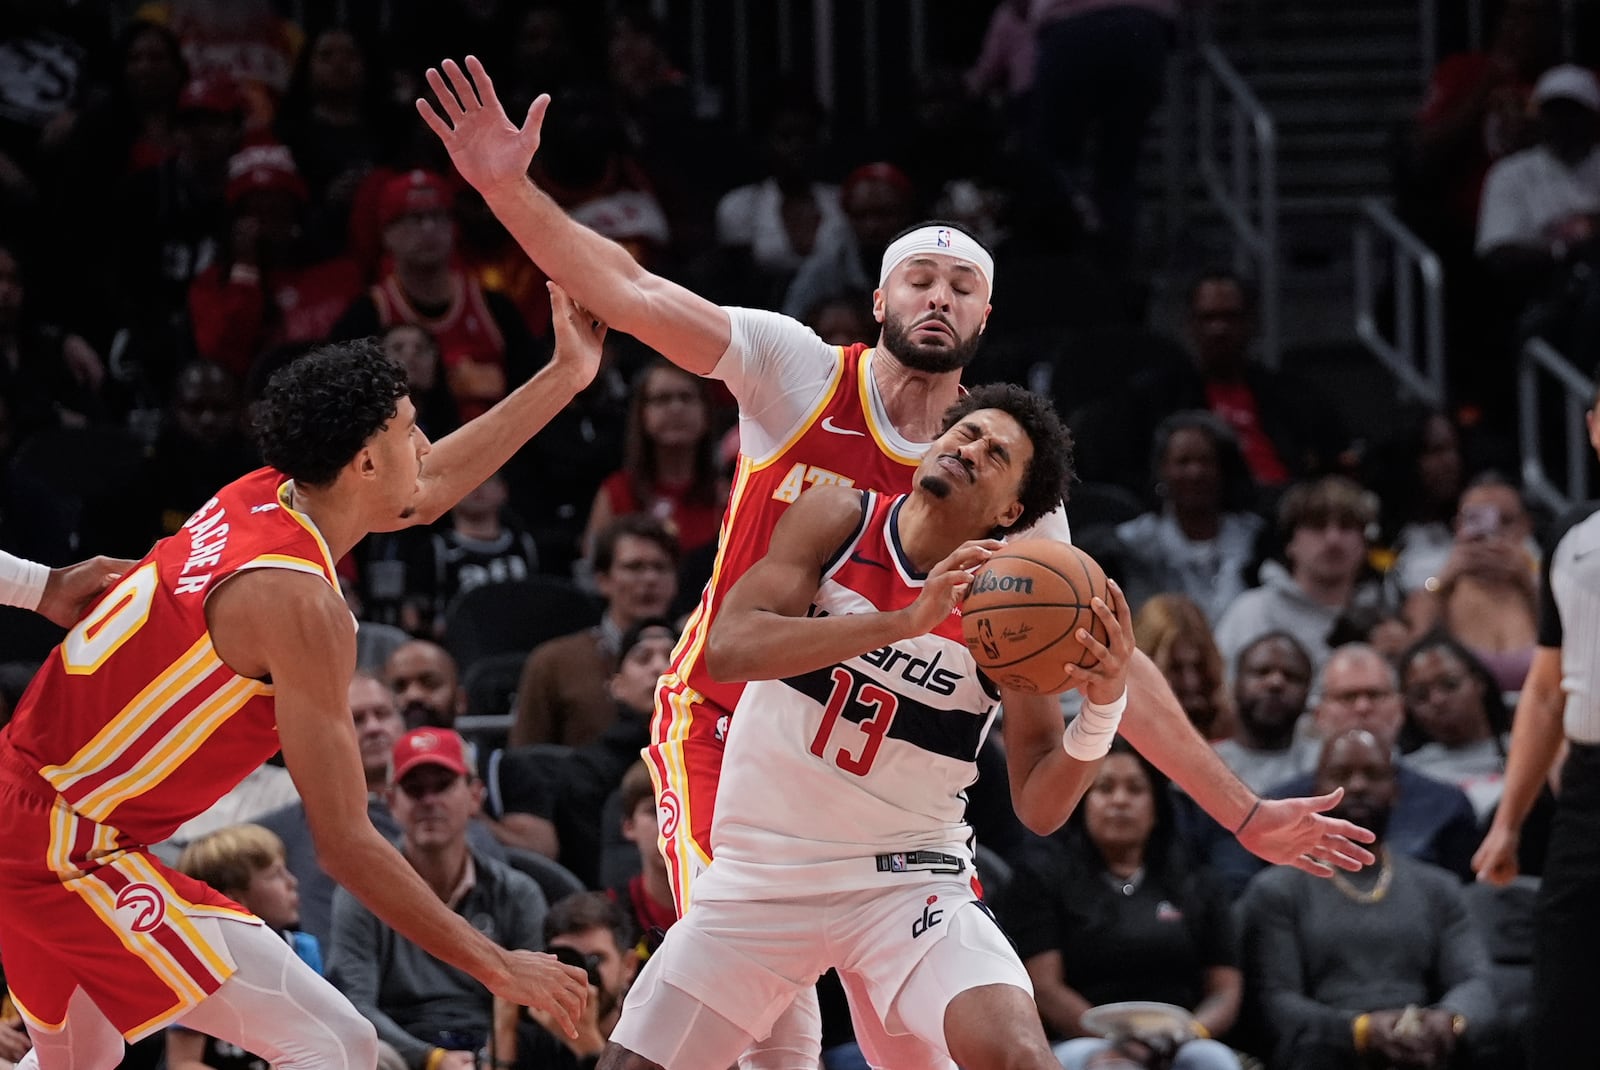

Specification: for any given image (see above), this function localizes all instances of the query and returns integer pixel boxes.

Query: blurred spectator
[714,89,842,301]
[259,672,504,945]
[549,618,677,886]
[510,515,678,748]
[1002,741,1242,1068]
[1239,729,1495,1070]
[1088,270,1347,491]
[1113,410,1265,623]
[583,360,724,561]
[113,73,247,389]
[804,290,877,346]
[1370,406,1465,599]
[381,323,460,440]
[161,755,299,857]
[0,394,72,569]
[884,68,1006,212]
[1410,0,1558,243]
[141,0,303,130]
[1404,474,1539,692]
[606,760,676,960]
[508,893,640,1070]
[78,361,257,558]
[1132,594,1232,741]
[1477,64,1600,288]
[169,824,320,1070]
[1271,646,1481,880]
[329,727,547,1070]
[332,169,538,422]
[276,26,401,256]
[0,983,27,1068]
[0,239,105,438]
[1029,0,1177,265]
[782,163,917,321]
[407,470,541,639]
[0,2,103,189]
[188,144,363,378]
[51,19,187,183]
[1188,645,1480,894]
[1214,477,1388,674]
[966,0,1035,126]
[497,5,584,113]
[386,640,468,732]
[1399,634,1511,822]
[1213,632,1317,793]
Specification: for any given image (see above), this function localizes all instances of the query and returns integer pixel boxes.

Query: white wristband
[0,551,49,611]
[1062,688,1127,761]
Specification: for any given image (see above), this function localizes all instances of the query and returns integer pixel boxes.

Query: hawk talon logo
[115,882,166,933]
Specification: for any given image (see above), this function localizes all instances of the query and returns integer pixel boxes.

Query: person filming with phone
[501,893,641,1070]
[1404,474,1540,693]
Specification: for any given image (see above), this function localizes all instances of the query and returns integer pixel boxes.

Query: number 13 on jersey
[808,665,899,776]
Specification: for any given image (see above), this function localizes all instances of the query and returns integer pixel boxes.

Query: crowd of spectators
[0,2,1588,1069]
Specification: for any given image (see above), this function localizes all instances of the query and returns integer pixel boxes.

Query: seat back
[500,845,586,906]
[443,577,600,672]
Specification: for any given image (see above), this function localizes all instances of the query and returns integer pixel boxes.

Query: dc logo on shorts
[115,882,167,933]
[912,895,944,939]
[659,789,681,838]
[935,228,952,248]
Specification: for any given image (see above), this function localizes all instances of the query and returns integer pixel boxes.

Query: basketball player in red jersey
[0,285,598,1070]
[420,56,1375,1068]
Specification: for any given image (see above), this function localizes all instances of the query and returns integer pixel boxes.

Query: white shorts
[610,880,1031,1069]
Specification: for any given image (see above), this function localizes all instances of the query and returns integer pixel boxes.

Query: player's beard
[881,310,983,373]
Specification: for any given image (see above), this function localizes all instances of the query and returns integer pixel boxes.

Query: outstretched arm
[418,57,732,374]
[705,486,1000,683]
[207,569,589,1034]
[401,282,603,528]
[1115,651,1375,876]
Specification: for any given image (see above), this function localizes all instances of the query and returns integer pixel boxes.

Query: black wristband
[1235,797,1263,835]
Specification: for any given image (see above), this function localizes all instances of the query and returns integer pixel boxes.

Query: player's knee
[596,1041,663,1070]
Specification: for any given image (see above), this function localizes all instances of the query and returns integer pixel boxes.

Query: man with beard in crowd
[1214,632,1318,793]
[1241,730,1495,1070]
[386,639,467,730]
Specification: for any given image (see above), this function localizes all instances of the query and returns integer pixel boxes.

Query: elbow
[703,627,743,684]
[1015,800,1067,838]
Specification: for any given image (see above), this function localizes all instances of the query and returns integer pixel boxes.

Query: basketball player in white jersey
[596,383,1136,1070]
[420,56,1376,1067]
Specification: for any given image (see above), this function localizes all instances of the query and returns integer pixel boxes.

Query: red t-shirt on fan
[1205,380,1289,485]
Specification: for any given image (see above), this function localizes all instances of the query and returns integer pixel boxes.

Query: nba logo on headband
[878,224,996,295]
[936,228,952,248]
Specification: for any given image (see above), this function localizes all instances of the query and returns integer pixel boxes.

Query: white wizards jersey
[695,490,1001,901]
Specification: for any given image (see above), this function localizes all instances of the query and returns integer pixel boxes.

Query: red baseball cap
[377,169,452,228]
[391,727,474,782]
[225,144,308,205]
[177,74,246,117]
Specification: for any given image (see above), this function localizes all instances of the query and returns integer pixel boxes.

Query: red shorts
[647,676,732,914]
[0,773,257,1040]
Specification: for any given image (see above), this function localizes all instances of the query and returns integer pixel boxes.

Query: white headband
[878,225,995,297]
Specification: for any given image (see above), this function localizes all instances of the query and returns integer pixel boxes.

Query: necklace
[1102,866,1145,897]
[1329,850,1391,904]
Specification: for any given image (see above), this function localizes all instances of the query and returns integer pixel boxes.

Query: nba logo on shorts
[935,228,952,248]
[889,854,907,872]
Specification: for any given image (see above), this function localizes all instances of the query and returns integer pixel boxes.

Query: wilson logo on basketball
[970,571,1033,596]
[115,882,167,933]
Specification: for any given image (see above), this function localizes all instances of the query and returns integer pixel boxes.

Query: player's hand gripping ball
[961,542,1111,694]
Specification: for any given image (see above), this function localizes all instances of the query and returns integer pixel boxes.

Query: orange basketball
[960,541,1110,695]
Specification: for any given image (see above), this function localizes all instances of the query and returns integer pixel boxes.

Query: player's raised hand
[546,281,605,387]
[910,539,1002,634]
[491,949,589,1040]
[1059,577,1135,706]
[417,56,548,197]
[1235,788,1377,875]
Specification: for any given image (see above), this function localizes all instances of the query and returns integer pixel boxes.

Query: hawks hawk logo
[658,789,682,838]
[115,882,166,933]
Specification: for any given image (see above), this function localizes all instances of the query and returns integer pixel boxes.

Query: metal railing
[1196,43,1280,364]
[1352,198,1446,407]
[1519,335,1596,513]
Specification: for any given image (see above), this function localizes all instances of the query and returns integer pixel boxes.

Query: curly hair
[252,339,411,486]
[939,382,1074,534]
